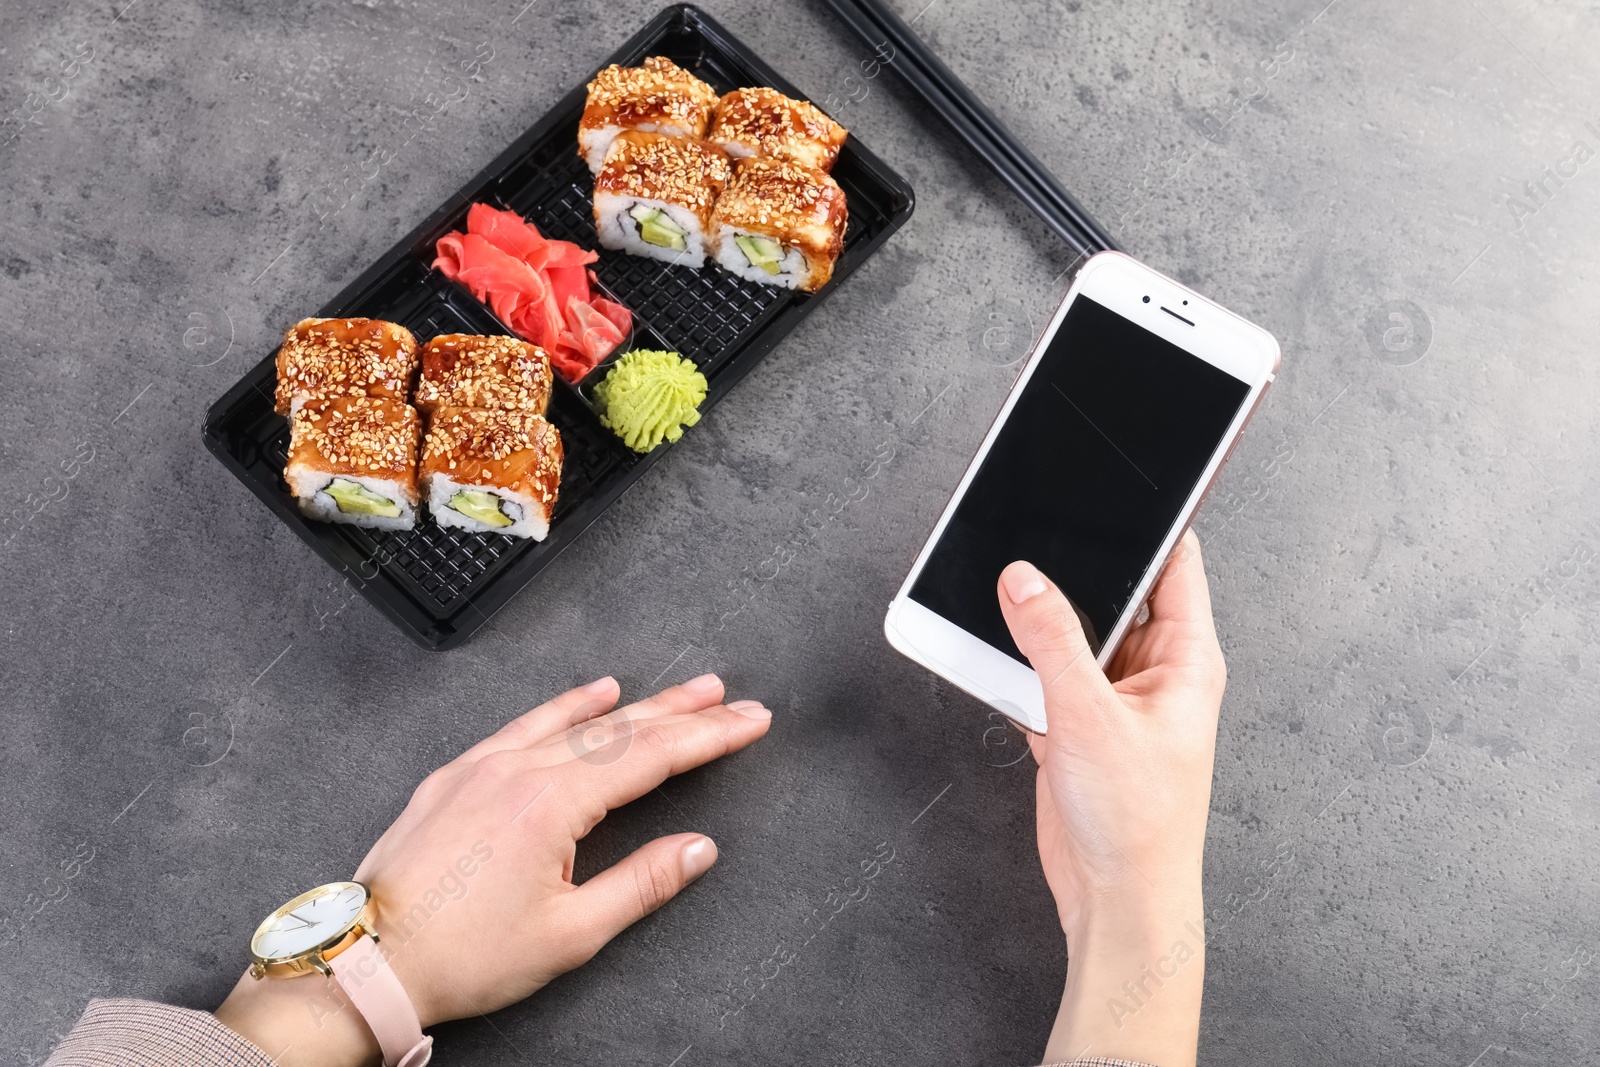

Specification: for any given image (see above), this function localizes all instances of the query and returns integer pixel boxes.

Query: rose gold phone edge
[883,251,1282,734]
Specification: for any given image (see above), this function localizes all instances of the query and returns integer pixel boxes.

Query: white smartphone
[884,251,1280,733]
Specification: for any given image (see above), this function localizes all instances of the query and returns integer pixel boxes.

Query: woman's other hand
[216,674,771,1066]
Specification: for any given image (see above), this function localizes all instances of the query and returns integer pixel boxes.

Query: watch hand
[276,913,314,930]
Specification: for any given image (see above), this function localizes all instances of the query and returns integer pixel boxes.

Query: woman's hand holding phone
[215,675,772,1067]
[998,530,1224,1067]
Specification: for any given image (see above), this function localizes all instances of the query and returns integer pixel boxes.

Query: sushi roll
[578,56,719,174]
[285,396,422,531]
[593,131,731,269]
[709,157,849,292]
[414,334,553,415]
[707,87,848,173]
[421,407,563,541]
[274,317,419,416]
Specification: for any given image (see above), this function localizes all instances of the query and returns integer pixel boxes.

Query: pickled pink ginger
[433,204,630,382]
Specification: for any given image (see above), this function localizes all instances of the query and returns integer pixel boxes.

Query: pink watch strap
[328,934,433,1067]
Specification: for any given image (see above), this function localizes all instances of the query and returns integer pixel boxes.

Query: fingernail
[681,836,718,880]
[583,676,617,695]
[727,699,771,720]
[684,673,722,695]
[1003,562,1048,604]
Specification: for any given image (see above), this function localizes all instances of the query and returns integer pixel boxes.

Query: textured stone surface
[3,0,1599,1065]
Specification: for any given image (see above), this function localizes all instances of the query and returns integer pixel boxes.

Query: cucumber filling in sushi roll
[718,230,812,288]
[426,471,550,539]
[629,205,689,251]
[596,198,706,266]
[732,234,798,277]
[324,477,403,518]
[293,471,419,531]
[446,489,518,529]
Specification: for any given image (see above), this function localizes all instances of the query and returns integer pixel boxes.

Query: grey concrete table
[3,0,1598,1064]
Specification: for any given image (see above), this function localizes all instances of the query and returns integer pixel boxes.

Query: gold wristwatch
[247,880,433,1067]
[248,880,375,978]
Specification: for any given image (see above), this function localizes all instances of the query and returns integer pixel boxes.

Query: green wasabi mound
[593,349,708,454]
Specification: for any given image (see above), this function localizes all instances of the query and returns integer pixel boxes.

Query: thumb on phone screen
[996,560,1117,728]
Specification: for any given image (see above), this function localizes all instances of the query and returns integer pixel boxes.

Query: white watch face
[252,882,368,961]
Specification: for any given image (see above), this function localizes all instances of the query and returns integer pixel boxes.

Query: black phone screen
[909,296,1252,662]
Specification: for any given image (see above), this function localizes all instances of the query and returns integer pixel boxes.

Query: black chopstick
[823,0,1113,252]
[818,0,1119,256]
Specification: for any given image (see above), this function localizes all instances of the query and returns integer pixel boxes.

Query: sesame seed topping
[708,87,848,171]
[275,317,419,415]
[288,396,420,477]
[595,131,730,217]
[709,155,848,260]
[582,56,718,133]
[415,334,553,414]
[420,408,563,509]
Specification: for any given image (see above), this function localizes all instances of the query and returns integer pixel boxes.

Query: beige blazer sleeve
[44,999,274,1067]
[43,998,1165,1067]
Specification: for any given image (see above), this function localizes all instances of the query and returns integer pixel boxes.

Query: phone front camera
[1142,295,1150,303]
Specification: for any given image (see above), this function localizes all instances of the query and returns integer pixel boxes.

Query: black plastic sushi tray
[202,4,915,650]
